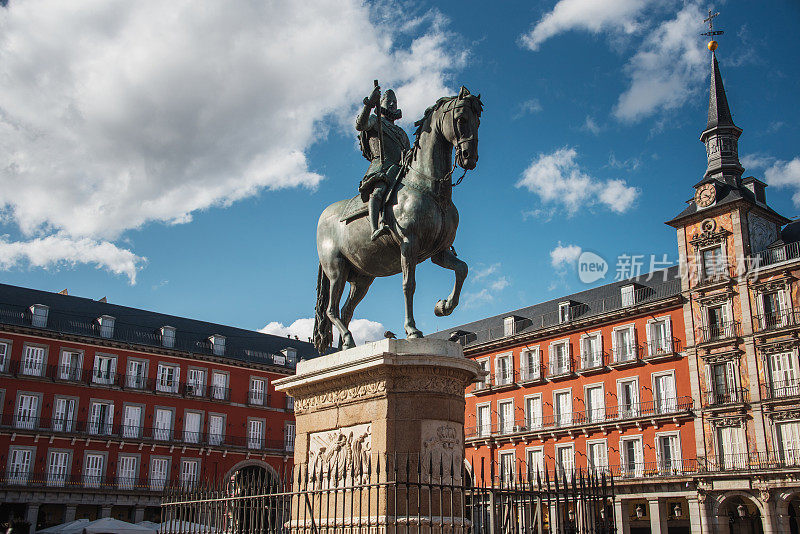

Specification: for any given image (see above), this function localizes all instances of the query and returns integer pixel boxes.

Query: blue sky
[0,0,798,343]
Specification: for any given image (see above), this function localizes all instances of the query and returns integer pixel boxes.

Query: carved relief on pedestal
[421,420,463,478]
[293,372,388,413]
[308,423,372,486]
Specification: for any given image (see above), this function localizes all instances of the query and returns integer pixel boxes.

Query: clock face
[695,183,716,208]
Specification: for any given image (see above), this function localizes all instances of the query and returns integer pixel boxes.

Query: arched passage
[715,493,765,534]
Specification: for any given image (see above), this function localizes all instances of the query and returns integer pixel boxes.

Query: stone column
[134,506,145,523]
[762,495,777,534]
[101,505,112,518]
[614,500,631,534]
[687,497,706,534]
[24,504,39,534]
[274,338,481,533]
[64,505,77,523]
[648,498,665,534]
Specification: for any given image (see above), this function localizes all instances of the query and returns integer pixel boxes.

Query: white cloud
[516,147,639,214]
[581,116,602,135]
[0,1,467,279]
[613,3,706,122]
[519,0,653,51]
[513,99,542,119]
[260,317,384,346]
[463,262,510,309]
[0,234,145,283]
[743,154,800,205]
[550,242,582,268]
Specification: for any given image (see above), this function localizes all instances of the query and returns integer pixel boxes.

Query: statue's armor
[357,115,410,201]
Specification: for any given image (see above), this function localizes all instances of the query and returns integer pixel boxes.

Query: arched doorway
[787,496,800,534]
[722,496,764,534]
[224,463,281,534]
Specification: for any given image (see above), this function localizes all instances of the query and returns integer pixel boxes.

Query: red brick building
[0,283,315,533]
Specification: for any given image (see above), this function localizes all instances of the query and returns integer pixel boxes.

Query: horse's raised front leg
[325,257,355,349]
[400,236,423,339]
[431,248,468,317]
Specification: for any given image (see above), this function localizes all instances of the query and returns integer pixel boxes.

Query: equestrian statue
[313,81,483,353]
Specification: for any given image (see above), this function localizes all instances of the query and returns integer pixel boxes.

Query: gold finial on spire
[702,9,724,51]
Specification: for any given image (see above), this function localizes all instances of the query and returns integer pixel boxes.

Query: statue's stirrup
[371,226,389,241]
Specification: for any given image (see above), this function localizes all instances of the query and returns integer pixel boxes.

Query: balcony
[547,360,574,380]
[755,241,800,269]
[610,344,640,367]
[0,413,289,453]
[578,351,606,374]
[0,470,169,493]
[465,396,694,440]
[248,392,271,407]
[643,338,682,360]
[702,387,749,407]
[471,371,517,395]
[699,321,740,344]
[700,449,800,473]
[754,308,800,333]
[518,364,545,384]
[609,458,699,479]
[761,377,800,401]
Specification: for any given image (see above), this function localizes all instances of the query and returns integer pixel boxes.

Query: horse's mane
[411,93,484,149]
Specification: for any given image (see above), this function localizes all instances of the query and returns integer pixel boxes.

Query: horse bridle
[442,98,477,186]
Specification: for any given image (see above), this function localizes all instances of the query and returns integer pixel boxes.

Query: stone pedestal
[274,338,482,531]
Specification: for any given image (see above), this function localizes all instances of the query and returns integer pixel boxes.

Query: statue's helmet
[380,89,402,120]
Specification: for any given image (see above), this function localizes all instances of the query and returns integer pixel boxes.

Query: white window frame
[617,377,640,418]
[59,349,83,381]
[612,324,637,363]
[126,358,147,389]
[584,383,606,423]
[15,392,41,429]
[122,404,143,438]
[553,388,573,427]
[208,413,225,446]
[475,358,490,390]
[476,402,491,437]
[161,326,176,348]
[47,449,70,487]
[646,316,673,356]
[0,340,10,372]
[98,315,115,338]
[211,371,229,400]
[250,377,266,406]
[655,431,682,474]
[520,347,541,381]
[248,418,265,449]
[652,370,678,414]
[92,353,117,385]
[150,457,170,491]
[30,304,49,327]
[88,400,114,436]
[587,439,609,472]
[180,459,200,488]
[183,410,203,444]
[619,435,643,477]
[154,407,174,441]
[699,243,727,279]
[21,344,46,376]
[117,454,139,489]
[156,363,180,393]
[558,302,571,324]
[503,316,516,336]
[209,335,226,356]
[497,398,515,434]
[580,331,603,369]
[285,422,296,452]
[52,396,78,432]
[83,452,106,488]
[524,393,542,430]
[498,450,516,484]
[186,368,206,397]
[555,443,575,475]
[621,285,635,307]
[525,446,545,477]
[8,446,34,485]
[494,352,513,386]
[549,339,571,375]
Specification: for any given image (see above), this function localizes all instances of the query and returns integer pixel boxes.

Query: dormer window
[209,335,225,356]
[558,302,571,324]
[282,347,297,365]
[621,285,635,307]
[98,315,115,338]
[503,316,516,337]
[161,326,176,348]
[30,304,49,327]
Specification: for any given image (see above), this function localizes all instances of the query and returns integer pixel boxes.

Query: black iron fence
[162,454,616,534]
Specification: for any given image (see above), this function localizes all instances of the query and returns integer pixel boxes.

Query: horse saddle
[339,194,370,223]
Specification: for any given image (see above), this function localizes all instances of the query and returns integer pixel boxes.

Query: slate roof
[705,53,737,132]
[666,179,790,227]
[428,265,682,348]
[0,283,319,368]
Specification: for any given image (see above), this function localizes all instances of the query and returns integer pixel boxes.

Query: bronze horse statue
[313,87,483,352]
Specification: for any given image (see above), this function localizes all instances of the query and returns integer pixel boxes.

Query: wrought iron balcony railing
[0,413,288,452]
[518,364,545,383]
[754,308,800,332]
[547,359,574,378]
[610,344,640,365]
[702,387,749,407]
[0,469,178,492]
[761,377,800,401]
[755,241,800,269]
[643,338,682,359]
[699,321,740,343]
[465,396,693,439]
[579,351,606,372]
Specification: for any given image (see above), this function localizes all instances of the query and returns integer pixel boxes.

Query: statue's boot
[369,194,389,241]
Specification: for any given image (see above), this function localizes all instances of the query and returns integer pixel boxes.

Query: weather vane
[702,9,724,51]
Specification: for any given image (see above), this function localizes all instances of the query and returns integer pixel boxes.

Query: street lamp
[635,505,645,518]
[673,503,682,518]
[737,503,747,518]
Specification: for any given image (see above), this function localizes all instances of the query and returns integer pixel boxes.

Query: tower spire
[699,11,743,184]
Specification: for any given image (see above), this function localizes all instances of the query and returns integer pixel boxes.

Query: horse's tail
[313,264,333,354]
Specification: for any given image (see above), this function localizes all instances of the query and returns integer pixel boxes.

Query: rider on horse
[356,85,411,241]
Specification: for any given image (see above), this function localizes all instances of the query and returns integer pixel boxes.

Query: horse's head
[442,86,483,170]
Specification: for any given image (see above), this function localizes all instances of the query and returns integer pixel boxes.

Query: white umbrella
[80,517,157,534]
[136,521,160,530]
[36,519,90,534]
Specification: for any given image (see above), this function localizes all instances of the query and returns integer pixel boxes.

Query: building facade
[0,284,315,533]
[433,49,800,533]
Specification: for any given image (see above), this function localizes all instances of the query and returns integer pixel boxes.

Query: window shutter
[520,351,527,377]
[726,362,737,399]
[704,364,713,395]
[548,345,554,370]
[567,341,573,369]
[645,322,652,355]
[107,404,114,428]
[665,318,673,347]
